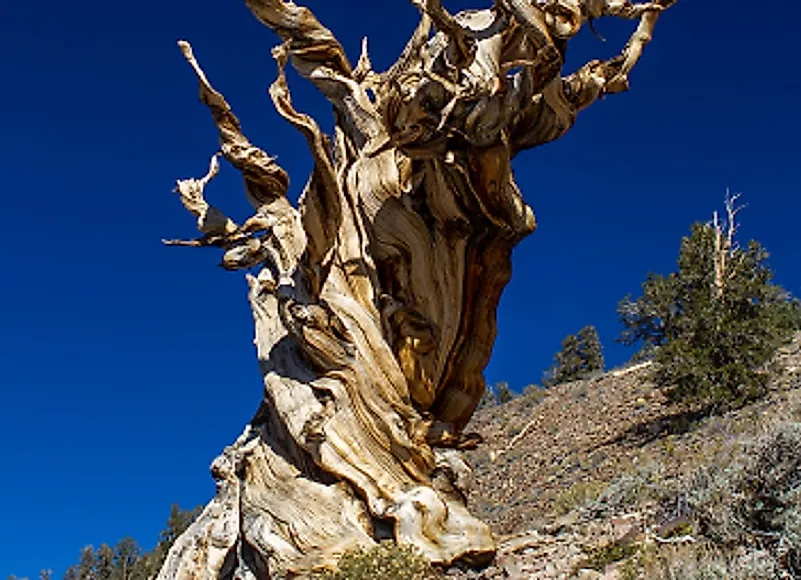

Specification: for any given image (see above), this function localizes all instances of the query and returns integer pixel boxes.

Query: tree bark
[159,1,677,577]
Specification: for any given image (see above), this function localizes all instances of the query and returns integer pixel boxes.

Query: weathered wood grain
[160,1,677,577]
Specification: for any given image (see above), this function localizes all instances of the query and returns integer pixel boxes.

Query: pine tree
[577,326,604,375]
[113,538,142,580]
[619,195,801,408]
[94,545,116,580]
[523,384,542,395]
[543,326,605,387]
[476,384,496,410]
[160,505,199,546]
[543,334,582,387]
[494,382,514,404]
[147,504,202,573]
[61,504,201,580]
[77,546,96,580]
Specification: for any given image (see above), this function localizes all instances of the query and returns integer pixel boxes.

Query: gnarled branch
[178,41,290,210]
[510,2,674,153]
[412,0,475,65]
[269,44,342,294]
[245,0,352,76]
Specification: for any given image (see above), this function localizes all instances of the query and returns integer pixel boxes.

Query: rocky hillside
[444,336,801,579]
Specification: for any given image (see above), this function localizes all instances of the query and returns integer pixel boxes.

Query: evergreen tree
[543,334,582,387]
[113,538,142,580]
[543,326,605,387]
[76,546,96,580]
[476,384,496,410]
[61,504,201,580]
[147,504,201,571]
[619,198,801,408]
[159,505,199,547]
[494,381,515,404]
[94,545,115,580]
[577,326,604,375]
[523,384,542,395]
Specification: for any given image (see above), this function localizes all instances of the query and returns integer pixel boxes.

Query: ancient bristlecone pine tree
[161,0,677,577]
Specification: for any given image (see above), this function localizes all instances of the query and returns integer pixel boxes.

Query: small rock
[500,532,544,553]
[543,511,579,534]
[576,569,603,579]
[501,558,524,577]
[611,513,642,544]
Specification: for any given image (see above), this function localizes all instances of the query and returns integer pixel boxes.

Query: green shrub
[648,543,780,580]
[553,480,603,515]
[578,542,639,572]
[583,463,666,519]
[315,542,441,580]
[651,545,782,580]
[682,421,801,577]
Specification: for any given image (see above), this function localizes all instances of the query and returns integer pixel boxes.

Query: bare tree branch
[713,190,747,298]
[178,41,290,209]
[166,154,277,272]
[497,0,554,46]
[496,0,562,90]
[412,0,475,65]
[172,154,237,236]
[603,1,675,92]
[587,0,667,20]
[352,37,373,83]
[510,2,673,152]
[269,43,343,294]
[244,0,387,149]
[385,13,432,82]
[245,0,352,76]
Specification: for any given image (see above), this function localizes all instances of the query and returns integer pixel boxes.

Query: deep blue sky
[1,0,799,577]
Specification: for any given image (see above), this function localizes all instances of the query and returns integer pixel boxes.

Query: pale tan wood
[160,1,677,577]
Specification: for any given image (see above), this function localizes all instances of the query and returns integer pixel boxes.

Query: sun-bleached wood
[160,1,677,577]
[712,191,746,299]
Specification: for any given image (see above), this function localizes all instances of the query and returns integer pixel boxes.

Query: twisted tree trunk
[159,1,676,577]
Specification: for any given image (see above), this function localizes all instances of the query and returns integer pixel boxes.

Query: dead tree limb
[712,190,746,299]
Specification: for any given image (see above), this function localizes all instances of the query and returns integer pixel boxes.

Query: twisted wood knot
[427,421,484,450]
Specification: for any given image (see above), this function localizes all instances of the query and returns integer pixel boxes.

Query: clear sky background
[1,0,799,577]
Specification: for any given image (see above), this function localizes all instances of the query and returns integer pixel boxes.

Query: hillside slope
[445,336,801,579]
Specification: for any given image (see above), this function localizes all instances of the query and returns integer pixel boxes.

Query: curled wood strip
[178,41,290,208]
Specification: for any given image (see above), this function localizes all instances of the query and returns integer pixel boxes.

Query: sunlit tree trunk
[159,1,676,577]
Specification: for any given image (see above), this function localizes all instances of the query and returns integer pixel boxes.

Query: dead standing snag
[160,1,677,577]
